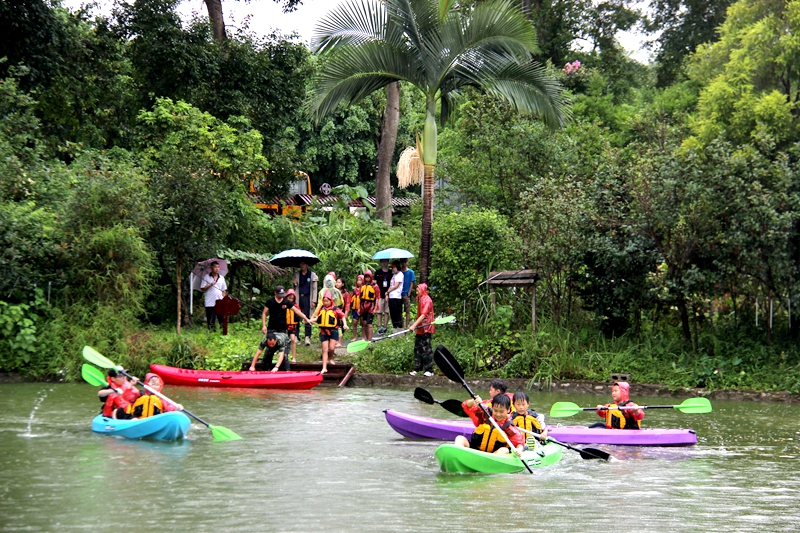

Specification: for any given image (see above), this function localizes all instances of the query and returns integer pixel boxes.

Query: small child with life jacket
[350,275,364,341]
[311,290,348,374]
[454,394,525,455]
[98,369,140,419]
[357,270,380,341]
[593,381,644,429]
[130,373,182,418]
[284,289,313,363]
[510,391,548,446]
[334,278,351,348]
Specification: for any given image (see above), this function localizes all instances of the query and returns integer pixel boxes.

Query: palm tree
[310,0,569,283]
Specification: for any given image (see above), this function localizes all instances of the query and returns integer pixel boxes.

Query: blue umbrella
[270,249,320,269]
[372,248,414,260]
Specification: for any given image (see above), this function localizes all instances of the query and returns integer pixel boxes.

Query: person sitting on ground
[592,381,644,429]
[511,391,547,445]
[454,394,525,455]
[98,369,140,419]
[249,331,292,372]
[284,289,313,362]
[131,373,183,418]
[311,290,348,374]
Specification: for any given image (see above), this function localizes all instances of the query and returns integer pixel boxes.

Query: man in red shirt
[408,283,435,377]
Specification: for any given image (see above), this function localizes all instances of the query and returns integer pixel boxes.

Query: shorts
[402,295,412,314]
[376,297,389,313]
[319,329,340,342]
[360,312,374,325]
[351,310,360,320]
[287,324,298,335]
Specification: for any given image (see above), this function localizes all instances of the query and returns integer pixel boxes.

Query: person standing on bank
[374,259,393,335]
[201,261,227,332]
[262,286,291,336]
[400,259,416,328]
[408,283,435,377]
[293,262,318,346]
[388,261,404,330]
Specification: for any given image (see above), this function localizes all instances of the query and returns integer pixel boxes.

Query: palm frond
[313,0,386,53]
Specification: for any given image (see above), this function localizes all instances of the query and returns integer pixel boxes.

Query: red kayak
[150,364,324,389]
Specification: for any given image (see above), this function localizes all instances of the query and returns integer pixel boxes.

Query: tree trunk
[375,82,399,226]
[204,0,227,41]
[419,164,435,284]
[176,261,183,335]
[676,297,691,343]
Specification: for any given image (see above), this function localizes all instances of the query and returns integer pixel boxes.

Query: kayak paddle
[516,426,611,461]
[413,387,468,417]
[550,397,713,418]
[347,315,456,353]
[433,344,534,474]
[82,346,242,441]
[82,363,107,386]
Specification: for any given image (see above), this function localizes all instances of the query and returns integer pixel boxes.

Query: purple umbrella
[191,258,228,290]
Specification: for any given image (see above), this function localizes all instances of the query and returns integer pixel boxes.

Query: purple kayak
[384,409,697,447]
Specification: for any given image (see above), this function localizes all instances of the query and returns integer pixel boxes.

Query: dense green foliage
[2,0,800,395]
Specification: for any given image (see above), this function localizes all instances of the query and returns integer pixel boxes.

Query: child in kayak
[98,369,140,419]
[593,381,644,429]
[131,373,183,418]
[454,394,525,455]
[511,391,547,444]
[311,290,348,374]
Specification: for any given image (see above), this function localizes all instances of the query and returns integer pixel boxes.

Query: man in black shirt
[261,286,290,335]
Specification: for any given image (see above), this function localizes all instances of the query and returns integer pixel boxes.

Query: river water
[1,383,799,532]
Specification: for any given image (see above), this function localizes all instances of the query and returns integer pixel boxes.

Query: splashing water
[21,390,49,438]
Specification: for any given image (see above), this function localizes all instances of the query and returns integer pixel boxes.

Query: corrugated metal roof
[280,194,418,208]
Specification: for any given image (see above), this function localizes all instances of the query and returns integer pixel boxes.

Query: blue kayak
[91,412,191,441]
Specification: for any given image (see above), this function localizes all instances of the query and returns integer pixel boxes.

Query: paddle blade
[549,402,583,418]
[82,346,116,369]
[413,387,435,405]
[433,345,465,384]
[440,399,468,418]
[346,340,370,353]
[209,425,242,441]
[81,364,106,386]
[675,397,712,414]
[432,315,456,325]
[579,447,611,461]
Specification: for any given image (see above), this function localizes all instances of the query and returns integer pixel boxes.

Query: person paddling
[130,373,183,418]
[454,394,525,455]
[592,381,644,429]
[98,369,140,419]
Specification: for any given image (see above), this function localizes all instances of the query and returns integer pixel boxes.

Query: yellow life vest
[132,395,163,418]
[318,308,340,328]
[511,410,543,434]
[469,420,513,453]
[286,308,298,326]
[360,284,376,302]
[352,290,361,310]
[603,401,641,429]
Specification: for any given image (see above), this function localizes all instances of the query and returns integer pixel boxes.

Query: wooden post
[532,281,537,335]
[490,287,496,313]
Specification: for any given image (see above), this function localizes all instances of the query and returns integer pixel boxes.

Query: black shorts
[361,312,374,325]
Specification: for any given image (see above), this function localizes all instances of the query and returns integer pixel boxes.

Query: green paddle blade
[82,346,117,369]
[674,397,713,414]
[549,402,583,418]
[346,340,370,353]
[433,315,456,325]
[209,425,242,441]
[81,364,107,386]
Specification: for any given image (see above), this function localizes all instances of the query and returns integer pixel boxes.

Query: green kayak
[435,441,563,474]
